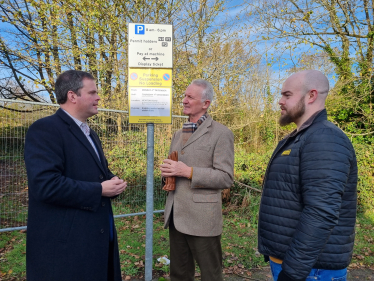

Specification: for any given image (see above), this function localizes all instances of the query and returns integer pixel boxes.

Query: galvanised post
[145,123,155,281]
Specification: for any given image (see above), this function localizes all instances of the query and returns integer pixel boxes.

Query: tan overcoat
[164,115,234,237]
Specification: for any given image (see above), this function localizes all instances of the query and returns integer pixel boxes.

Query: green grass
[1,208,374,280]
[116,213,170,278]
[221,211,266,270]
[351,209,374,268]
[0,231,26,278]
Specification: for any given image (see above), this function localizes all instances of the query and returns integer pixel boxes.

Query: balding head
[288,70,329,98]
[279,70,329,130]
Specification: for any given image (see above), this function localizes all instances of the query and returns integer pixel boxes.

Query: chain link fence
[0,98,187,231]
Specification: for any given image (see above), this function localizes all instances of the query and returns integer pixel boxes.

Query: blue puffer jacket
[258,109,357,281]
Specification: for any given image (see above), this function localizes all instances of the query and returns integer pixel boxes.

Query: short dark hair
[55,70,95,104]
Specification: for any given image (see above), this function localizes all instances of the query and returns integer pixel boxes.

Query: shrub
[353,143,374,212]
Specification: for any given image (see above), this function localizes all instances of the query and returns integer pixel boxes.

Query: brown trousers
[169,217,223,281]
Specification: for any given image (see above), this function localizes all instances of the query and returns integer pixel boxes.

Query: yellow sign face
[128,68,172,87]
[128,68,172,124]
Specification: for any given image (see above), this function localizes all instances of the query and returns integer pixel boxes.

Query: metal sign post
[145,123,154,281]
[128,23,173,281]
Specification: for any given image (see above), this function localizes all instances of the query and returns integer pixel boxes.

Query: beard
[279,95,306,126]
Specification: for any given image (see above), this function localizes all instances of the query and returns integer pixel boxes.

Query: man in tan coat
[160,79,234,281]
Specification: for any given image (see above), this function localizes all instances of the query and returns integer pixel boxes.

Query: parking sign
[135,24,145,34]
[128,23,173,68]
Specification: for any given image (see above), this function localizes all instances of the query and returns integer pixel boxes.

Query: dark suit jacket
[24,108,121,281]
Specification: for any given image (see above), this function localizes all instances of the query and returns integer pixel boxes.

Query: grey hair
[191,79,214,102]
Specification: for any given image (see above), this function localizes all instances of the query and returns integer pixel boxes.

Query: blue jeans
[269,259,347,281]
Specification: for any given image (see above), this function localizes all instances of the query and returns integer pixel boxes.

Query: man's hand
[160,159,191,178]
[102,178,127,197]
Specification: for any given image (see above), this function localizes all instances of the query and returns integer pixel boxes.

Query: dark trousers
[169,219,223,281]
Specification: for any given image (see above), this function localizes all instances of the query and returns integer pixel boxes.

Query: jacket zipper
[257,135,291,250]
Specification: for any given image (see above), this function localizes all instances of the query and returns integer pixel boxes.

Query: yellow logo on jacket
[281,149,291,156]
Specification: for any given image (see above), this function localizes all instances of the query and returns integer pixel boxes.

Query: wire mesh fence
[0,98,187,231]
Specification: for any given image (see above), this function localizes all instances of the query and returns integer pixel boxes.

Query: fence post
[145,123,155,281]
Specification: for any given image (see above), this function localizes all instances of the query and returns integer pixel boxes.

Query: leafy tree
[1,0,286,149]
[249,0,374,142]
[0,0,178,108]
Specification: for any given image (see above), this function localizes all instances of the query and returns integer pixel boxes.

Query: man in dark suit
[24,70,127,281]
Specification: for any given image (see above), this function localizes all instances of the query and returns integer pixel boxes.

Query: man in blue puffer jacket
[258,70,358,281]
